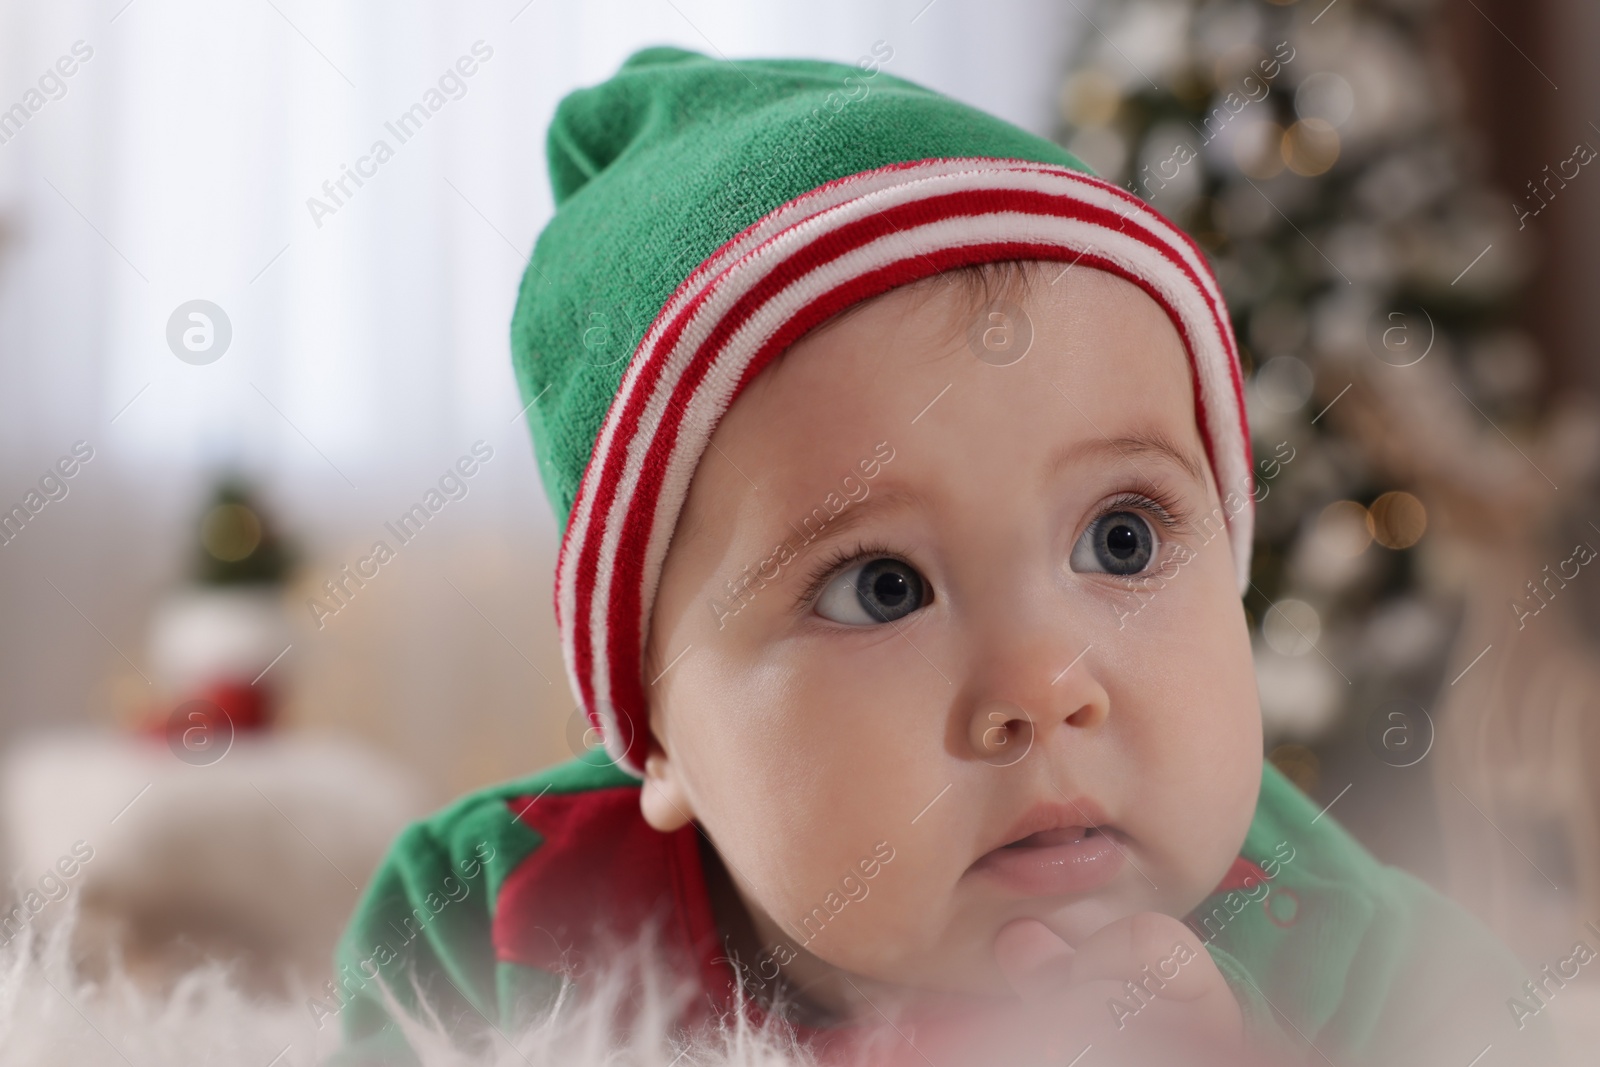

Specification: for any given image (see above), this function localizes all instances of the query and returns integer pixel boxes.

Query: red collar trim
[493,787,734,1026]
[1208,854,1273,895]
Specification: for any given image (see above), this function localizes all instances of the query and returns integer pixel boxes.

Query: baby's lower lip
[968,827,1126,896]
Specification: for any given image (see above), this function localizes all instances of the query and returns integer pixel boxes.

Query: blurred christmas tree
[1057,0,1600,951]
[1057,0,1547,789]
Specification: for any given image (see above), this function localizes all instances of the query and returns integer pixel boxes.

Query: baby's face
[642,265,1262,1006]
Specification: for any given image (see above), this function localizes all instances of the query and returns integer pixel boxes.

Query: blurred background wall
[0,0,1079,796]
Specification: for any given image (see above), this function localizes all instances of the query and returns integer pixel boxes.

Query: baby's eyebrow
[779,485,922,555]
[768,431,1207,562]
[1044,428,1209,490]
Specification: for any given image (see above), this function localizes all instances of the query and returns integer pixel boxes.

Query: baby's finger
[1063,911,1220,1003]
[993,917,1075,1000]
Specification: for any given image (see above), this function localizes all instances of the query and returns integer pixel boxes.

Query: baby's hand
[850,913,1271,1067]
[988,911,1246,1065]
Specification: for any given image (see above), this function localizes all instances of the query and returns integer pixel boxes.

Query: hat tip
[620,45,709,71]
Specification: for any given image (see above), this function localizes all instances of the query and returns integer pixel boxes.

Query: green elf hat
[511,46,1252,776]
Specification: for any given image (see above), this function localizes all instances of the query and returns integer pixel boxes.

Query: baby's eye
[815,557,927,625]
[1070,510,1156,576]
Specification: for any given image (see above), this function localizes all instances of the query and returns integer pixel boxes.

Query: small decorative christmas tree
[145,477,297,745]
[192,478,294,587]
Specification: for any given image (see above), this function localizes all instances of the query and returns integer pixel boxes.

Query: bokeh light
[200,503,262,563]
[1368,490,1427,549]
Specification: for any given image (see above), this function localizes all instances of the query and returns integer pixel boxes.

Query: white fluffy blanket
[0,910,814,1067]
[7,907,1600,1066]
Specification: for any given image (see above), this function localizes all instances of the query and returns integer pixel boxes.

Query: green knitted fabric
[509,45,1092,531]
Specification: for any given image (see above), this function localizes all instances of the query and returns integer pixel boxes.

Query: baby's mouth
[1001,825,1103,849]
[969,821,1127,897]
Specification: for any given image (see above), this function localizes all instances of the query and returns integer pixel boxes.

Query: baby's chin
[828,893,1148,1001]
[777,835,1239,1004]
[1029,894,1133,949]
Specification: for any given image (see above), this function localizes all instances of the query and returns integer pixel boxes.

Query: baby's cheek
[741,830,926,972]
[1122,561,1262,903]
[687,671,926,937]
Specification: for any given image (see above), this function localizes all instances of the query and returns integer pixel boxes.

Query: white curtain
[0,0,1079,798]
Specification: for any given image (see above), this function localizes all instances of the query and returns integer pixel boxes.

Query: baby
[328,47,1556,1067]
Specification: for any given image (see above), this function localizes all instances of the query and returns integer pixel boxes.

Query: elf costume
[330,48,1557,1066]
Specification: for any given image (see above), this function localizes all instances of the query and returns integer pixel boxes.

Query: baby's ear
[639,745,695,832]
